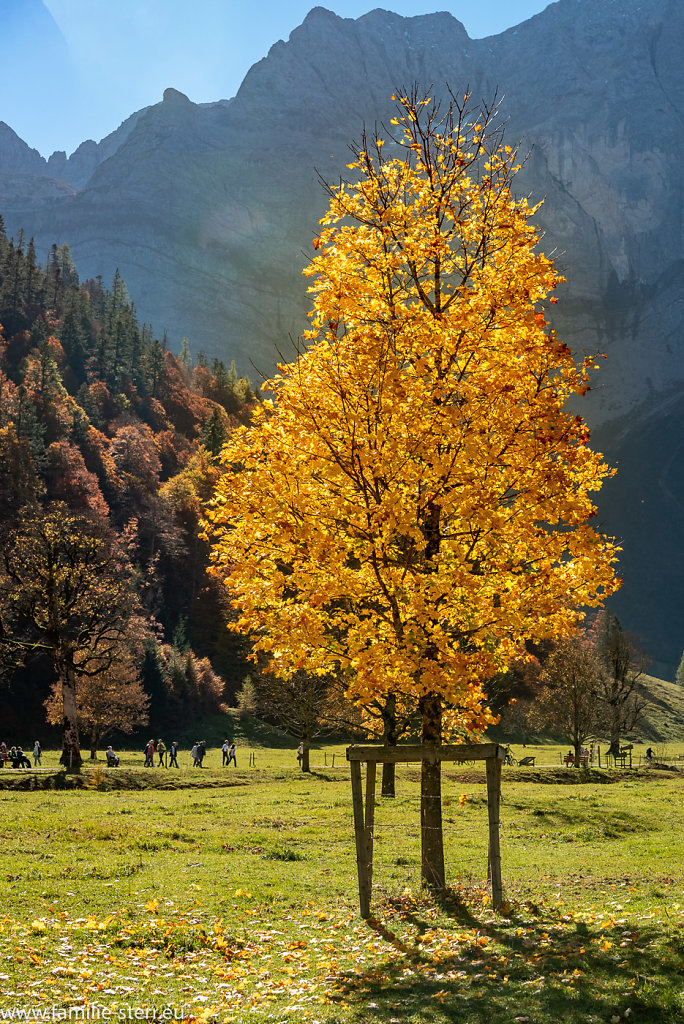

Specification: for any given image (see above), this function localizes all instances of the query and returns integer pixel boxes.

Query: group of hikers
[0,741,41,768]
[132,738,238,768]
[141,738,180,767]
[0,737,264,768]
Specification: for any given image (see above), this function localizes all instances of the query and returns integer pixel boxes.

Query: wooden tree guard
[346,743,505,918]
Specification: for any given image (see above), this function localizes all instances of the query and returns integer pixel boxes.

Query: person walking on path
[169,740,179,768]
[227,741,237,766]
[33,741,41,767]
[197,740,207,767]
[297,742,304,766]
[191,741,200,767]
[157,739,166,767]
[222,740,230,766]
[144,739,155,767]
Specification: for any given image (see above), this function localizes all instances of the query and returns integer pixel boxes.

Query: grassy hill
[637,673,684,741]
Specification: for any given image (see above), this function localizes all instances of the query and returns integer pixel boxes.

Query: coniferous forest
[0,217,254,750]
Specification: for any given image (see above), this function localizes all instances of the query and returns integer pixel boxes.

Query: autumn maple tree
[0,503,141,768]
[44,642,149,760]
[203,88,619,888]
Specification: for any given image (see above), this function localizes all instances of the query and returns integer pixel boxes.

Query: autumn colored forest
[0,216,255,745]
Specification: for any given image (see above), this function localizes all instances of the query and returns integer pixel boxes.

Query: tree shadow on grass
[331,901,683,1024]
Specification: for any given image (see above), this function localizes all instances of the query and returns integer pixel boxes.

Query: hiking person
[169,740,179,768]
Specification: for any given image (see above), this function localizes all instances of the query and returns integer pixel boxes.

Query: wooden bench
[518,756,536,767]
[563,754,588,767]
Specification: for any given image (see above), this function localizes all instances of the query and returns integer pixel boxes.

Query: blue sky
[3,1,553,157]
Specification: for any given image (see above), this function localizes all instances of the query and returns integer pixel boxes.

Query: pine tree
[675,650,684,686]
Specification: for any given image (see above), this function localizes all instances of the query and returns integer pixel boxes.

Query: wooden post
[350,759,371,918]
[346,743,505,918]
[365,761,376,895]
[486,754,503,910]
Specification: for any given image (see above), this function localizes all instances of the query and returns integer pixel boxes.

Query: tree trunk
[608,727,621,759]
[381,693,397,798]
[381,761,396,797]
[60,664,82,770]
[90,728,101,761]
[420,692,445,890]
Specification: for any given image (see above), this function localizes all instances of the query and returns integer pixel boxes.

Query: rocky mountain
[1,0,684,673]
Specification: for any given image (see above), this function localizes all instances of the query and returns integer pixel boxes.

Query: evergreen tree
[201,408,226,457]
[179,337,192,371]
[60,286,91,383]
[0,214,8,266]
[25,238,41,307]
[676,650,684,686]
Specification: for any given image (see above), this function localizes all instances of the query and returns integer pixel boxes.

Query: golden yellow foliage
[203,89,619,722]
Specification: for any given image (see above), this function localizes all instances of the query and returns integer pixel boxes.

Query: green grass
[0,751,682,1022]
[638,674,684,741]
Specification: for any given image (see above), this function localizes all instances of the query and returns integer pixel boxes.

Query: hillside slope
[638,674,684,742]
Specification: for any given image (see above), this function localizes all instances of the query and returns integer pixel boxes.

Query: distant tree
[0,504,140,767]
[235,675,258,718]
[0,214,8,265]
[0,424,42,519]
[12,384,46,469]
[595,612,645,756]
[530,635,602,764]
[253,669,348,772]
[44,643,149,760]
[201,408,227,458]
[143,337,167,400]
[110,423,161,507]
[45,440,109,516]
[179,337,193,373]
[140,635,170,730]
[675,650,684,687]
[43,243,78,312]
[60,286,92,385]
[25,238,39,307]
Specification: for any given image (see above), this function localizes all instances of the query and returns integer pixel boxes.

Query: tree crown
[203,89,619,720]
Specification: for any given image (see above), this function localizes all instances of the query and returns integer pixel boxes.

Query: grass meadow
[0,744,682,1023]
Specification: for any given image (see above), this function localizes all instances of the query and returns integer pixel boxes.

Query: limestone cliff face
[1,0,683,669]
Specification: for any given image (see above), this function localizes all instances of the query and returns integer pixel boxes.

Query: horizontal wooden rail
[346,743,504,764]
